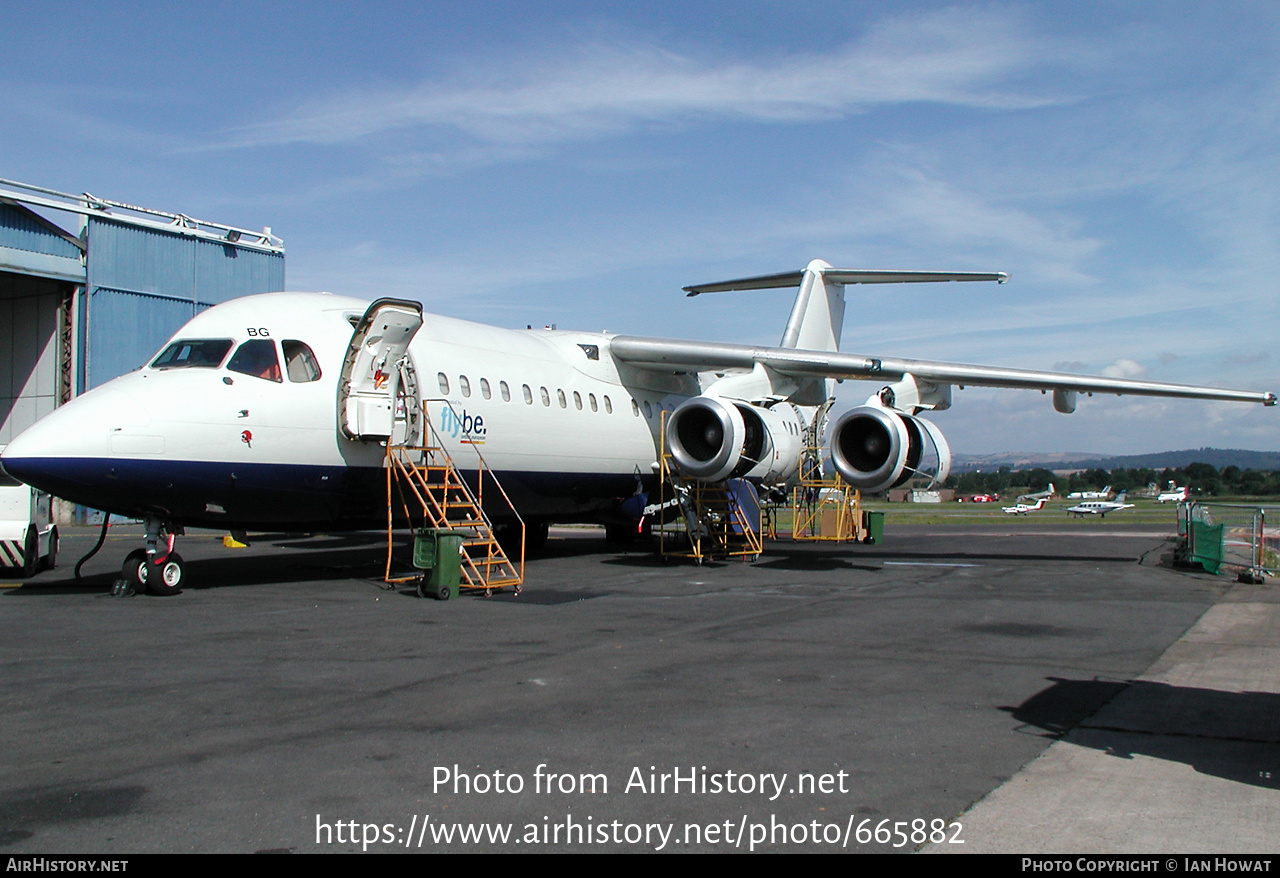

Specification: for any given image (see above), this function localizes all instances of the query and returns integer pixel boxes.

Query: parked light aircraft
[1015,483,1056,504]
[1067,485,1112,500]
[1157,483,1190,503]
[1067,492,1134,517]
[1,259,1274,594]
[1002,498,1048,515]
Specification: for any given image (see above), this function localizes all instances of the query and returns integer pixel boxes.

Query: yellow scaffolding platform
[655,412,764,564]
[790,481,864,542]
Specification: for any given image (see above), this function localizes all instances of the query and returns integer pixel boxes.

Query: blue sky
[3,1,1277,455]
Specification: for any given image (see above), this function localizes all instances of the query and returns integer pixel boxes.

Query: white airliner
[1066,493,1134,517]
[1,259,1273,594]
[1002,498,1048,515]
[1067,485,1112,500]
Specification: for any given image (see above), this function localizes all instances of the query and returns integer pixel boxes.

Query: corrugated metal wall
[83,218,284,389]
[0,203,85,283]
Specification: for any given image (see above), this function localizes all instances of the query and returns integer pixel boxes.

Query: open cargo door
[339,298,423,440]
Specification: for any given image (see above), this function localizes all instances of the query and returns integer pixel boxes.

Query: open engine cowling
[666,396,802,484]
[829,406,951,494]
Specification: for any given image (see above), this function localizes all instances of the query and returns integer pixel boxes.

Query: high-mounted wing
[608,335,1276,407]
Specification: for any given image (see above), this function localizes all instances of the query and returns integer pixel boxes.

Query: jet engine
[665,396,802,484]
[828,405,951,494]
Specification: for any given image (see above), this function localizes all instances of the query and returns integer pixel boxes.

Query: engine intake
[666,396,801,484]
[829,406,951,494]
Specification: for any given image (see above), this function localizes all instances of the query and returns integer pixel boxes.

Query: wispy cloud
[217,7,1069,152]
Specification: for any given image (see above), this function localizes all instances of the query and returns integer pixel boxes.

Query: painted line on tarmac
[883,561,981,568]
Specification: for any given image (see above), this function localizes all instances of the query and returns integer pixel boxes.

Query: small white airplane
[1157,483,1190,503]
[1002,498,1048,515]
[1067,492,1135,517]
[1,259,1273,594]
[1067,485,1112,500]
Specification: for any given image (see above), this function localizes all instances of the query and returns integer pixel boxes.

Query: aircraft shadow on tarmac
[1006,677,1280,790]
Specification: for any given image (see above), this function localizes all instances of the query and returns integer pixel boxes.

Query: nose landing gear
[119,516,186,596]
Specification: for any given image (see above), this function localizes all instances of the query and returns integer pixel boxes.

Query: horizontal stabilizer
[684,267,1007,296]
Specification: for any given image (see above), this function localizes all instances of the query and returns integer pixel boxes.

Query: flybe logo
[439,406,487,445]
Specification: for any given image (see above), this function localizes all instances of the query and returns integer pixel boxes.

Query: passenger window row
[435,371,679,419]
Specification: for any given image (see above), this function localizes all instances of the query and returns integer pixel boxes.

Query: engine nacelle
[829,406,951,494]
[665,396,802,484]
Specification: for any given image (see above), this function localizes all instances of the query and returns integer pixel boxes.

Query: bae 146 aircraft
[0,259,1274,594]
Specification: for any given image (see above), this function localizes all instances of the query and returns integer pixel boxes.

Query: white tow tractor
[0,452,58,577]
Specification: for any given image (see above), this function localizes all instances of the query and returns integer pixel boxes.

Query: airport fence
[1180,501,1279,580]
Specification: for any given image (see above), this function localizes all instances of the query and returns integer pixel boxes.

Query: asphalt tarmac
[1,523,1274,853]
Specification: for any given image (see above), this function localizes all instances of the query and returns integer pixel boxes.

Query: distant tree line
[946,463,1280,498]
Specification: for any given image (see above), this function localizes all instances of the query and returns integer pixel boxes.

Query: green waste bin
[413,529,464,600]
[863,511,885,545]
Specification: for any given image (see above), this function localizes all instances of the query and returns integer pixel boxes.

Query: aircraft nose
[0,388,153,496]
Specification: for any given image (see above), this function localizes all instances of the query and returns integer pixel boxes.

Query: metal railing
[1181,501,1278,579]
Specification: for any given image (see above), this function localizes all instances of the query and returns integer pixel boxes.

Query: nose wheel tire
[122,549,186,596]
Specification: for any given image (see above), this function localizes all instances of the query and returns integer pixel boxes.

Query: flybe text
[439,407,486,441]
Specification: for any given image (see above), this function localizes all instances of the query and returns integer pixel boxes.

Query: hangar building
[0,178,285,448]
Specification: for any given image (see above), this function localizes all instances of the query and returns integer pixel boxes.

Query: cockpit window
[282,340,322,383]
[227,339,282,382]
[150,339,233,370]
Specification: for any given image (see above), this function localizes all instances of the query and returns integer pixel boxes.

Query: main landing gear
[117,515,186,596]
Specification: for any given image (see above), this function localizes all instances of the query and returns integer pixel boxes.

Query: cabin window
[227,339,282,382]
[604,395,612,414]
[459,375,471,398]
[573,391,583,410]
[632,399,640,417]
[500,381,511,402]
[282,340,322,383]
[557,389,567,409]
[480,378,491,400]
[588,393,597,412]
[437,372,450,394]
[643,400,652,419]
[540,386,551,407]
[523,384,533,405]
[150,339,233,370]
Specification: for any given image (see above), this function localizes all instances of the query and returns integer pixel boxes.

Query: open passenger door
[339,298,423,440]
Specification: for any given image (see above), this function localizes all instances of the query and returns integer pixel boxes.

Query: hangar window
[500,381,511,402]
[228,339,282,382]
[437,372,450,394]
[282,340,322,383]
[480,378,491,400]
[151,339,233,370]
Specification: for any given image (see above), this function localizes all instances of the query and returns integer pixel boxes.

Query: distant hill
[1059,448,1280,471]
[953,448,1280,472]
